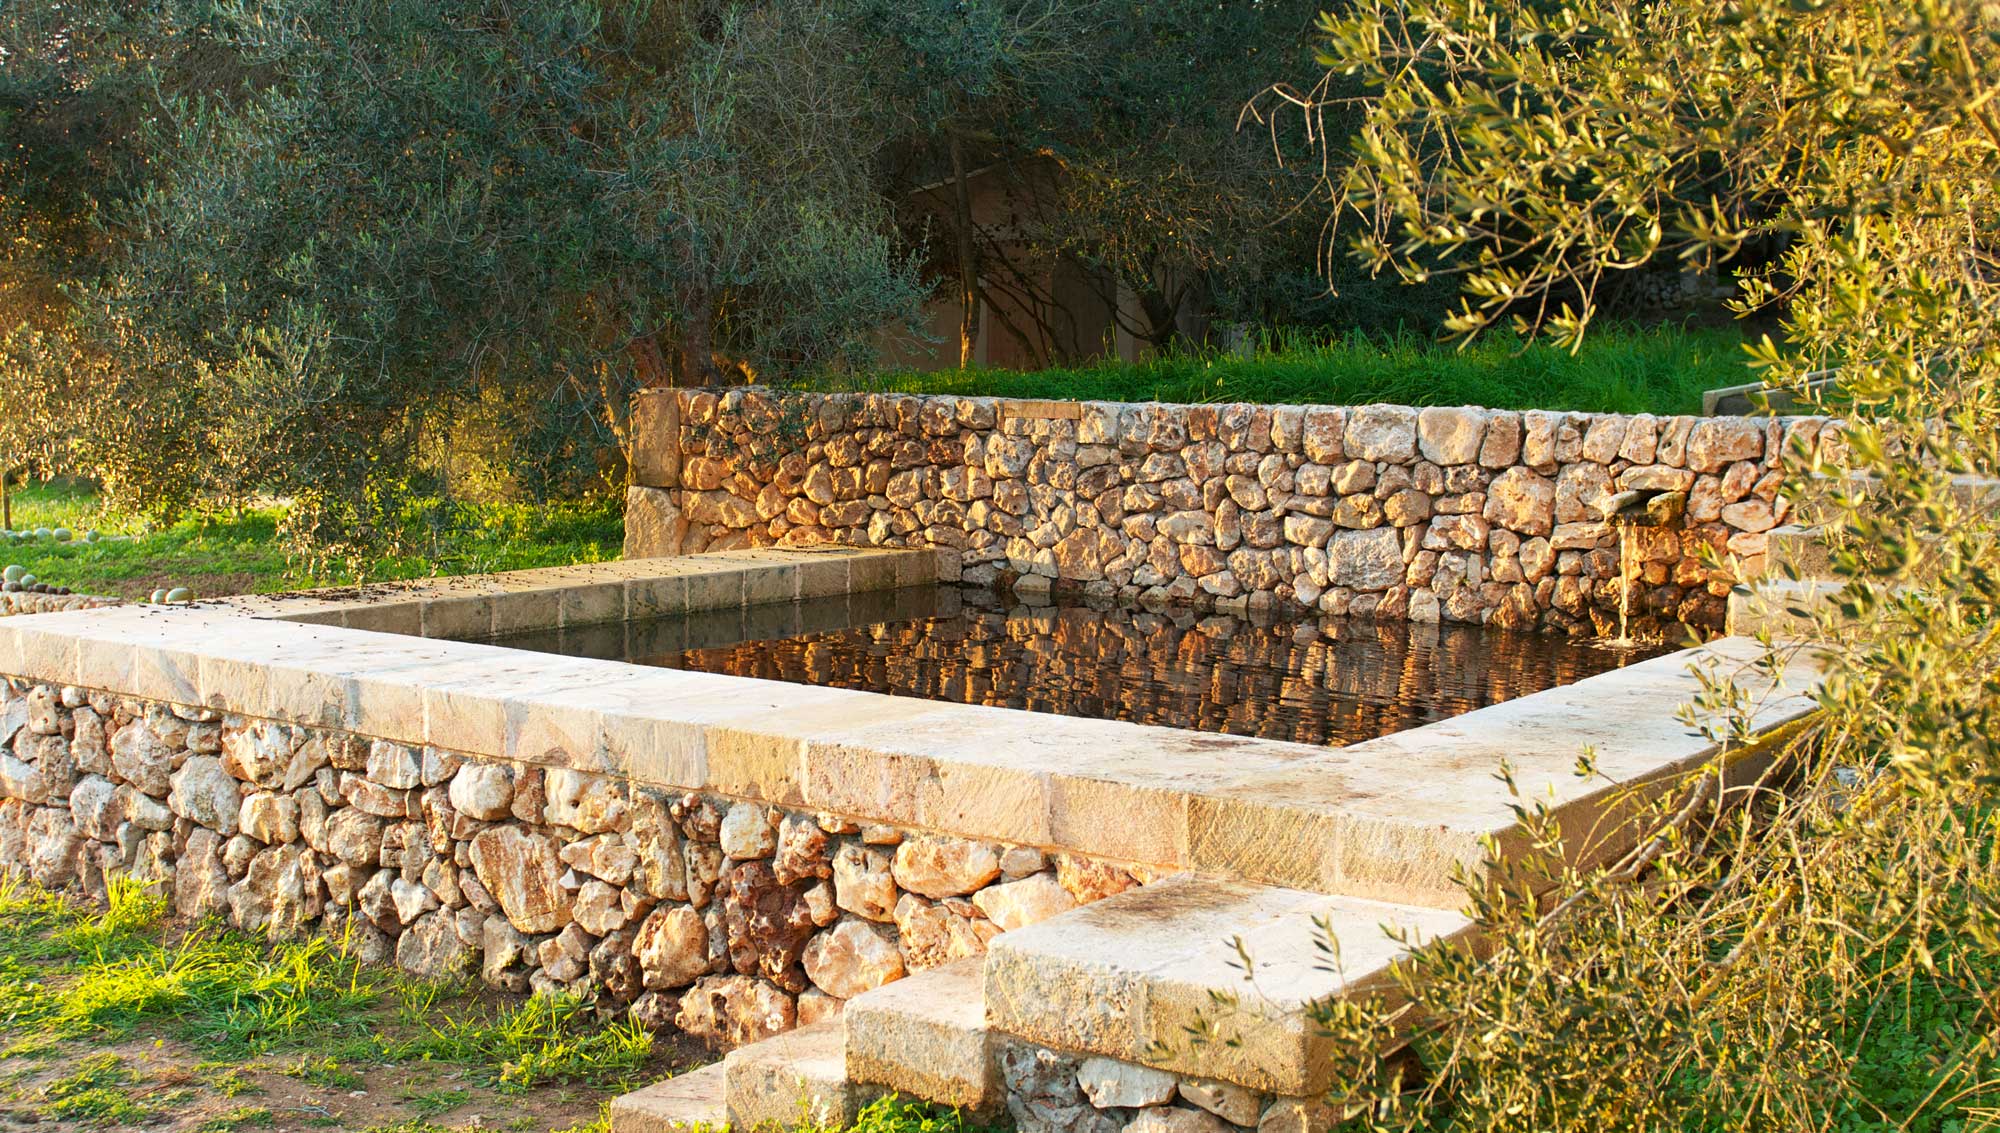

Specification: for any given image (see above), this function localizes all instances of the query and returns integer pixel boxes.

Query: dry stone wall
[627,389,1838,631]
[0,677,1145,1046]
[1,592,117,617]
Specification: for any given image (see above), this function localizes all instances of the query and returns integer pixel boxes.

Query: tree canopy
[1277,0,2000,1127]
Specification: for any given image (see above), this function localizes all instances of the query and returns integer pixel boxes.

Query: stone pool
[485,586,1676,749]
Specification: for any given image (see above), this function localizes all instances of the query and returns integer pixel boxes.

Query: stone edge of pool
[0,548,1819,910]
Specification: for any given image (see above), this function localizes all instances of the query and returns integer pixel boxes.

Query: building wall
[626,390,1837,632]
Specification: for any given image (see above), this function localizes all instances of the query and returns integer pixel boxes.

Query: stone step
[1726,577,1843,636]
[982,874,1473,1097]
[844,957,997,1112]
[609,1061,728,1132]
[725,1019,880,1131]
[1765,524,1833,579]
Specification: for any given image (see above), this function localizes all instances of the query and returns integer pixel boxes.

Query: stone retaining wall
[627,390,1840,631]
[1,592,117,618]
[0,677,1145,1045]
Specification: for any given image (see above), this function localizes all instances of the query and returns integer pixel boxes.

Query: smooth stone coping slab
[0,600,1818,902]
[724,1020,880,1130]
[207,546,946,638]
[609,1062,728,1133]
[844,957,996,1110]
[982,874,1473,1096]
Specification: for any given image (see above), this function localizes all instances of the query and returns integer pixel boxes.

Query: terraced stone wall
[1,593,117,617]
[0,678,1146,1045]
[627,389,1840,631]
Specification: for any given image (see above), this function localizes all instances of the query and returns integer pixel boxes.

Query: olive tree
[1256,0,2000,1128]
[1,0,924,553]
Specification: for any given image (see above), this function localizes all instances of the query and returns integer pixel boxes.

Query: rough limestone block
[609,1062,726,1133]
[982,875,1474,1095]
[845,958,999,1110]
[630,389,683,489]
[725,1021,881,1131]
[624,485,688,559]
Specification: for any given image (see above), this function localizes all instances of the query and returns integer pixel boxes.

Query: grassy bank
[0,879,697,1132]
[829,325,1754,415]
[2,481,624,601]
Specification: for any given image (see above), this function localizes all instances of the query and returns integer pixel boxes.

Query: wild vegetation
[1231,0,2000,1129]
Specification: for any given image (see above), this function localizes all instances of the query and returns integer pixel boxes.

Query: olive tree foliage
[0,0,923,556]
[1237,0,2000,1129]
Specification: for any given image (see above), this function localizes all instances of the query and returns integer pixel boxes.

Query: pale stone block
[983,876,1472,1096]
[629,389,683,489]
[845,958,998,1111]
[724,1022,882,1131]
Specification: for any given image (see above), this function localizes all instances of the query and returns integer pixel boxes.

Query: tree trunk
[950,136,978,368]
[678,288,721,387]
[1,467,10,532]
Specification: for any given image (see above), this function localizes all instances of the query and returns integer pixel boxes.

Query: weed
[548,1104,613,1133]
[402,1084,473,1115]
[381,993,653,1090]
[35,1051,165,1125]
[196,1106,278,1131]
[285,1053,364,1090]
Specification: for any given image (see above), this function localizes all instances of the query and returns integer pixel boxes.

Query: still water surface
[491,586,1676,748]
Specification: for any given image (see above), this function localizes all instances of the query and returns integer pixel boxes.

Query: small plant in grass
[195,1106,278,1132]
[284,1053,363,1091]
[379,992,654,1091]
[34,1050,178,1125]
[400,1084,473,1116]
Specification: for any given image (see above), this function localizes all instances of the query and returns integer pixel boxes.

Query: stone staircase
[613,878,1471,1132]
[605,637,1819,1133]
[1728,475,1999,635]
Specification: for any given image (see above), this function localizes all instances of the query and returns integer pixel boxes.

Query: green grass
[821,325,1757,415]
[0,878,655,1093]
[1,480,624,601]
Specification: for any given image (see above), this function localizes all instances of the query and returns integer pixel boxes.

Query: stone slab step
[982,874,1473,1096]
[610,1062,728,1132]
[1765,524,1833,579]
[725,1019,881,1131]
[1727,578,1844,636]
[844,957,997,1111]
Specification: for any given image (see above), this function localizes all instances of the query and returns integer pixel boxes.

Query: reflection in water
[492,586,1677,749]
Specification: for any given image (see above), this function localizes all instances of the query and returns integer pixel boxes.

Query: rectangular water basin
[481,585,1677,749]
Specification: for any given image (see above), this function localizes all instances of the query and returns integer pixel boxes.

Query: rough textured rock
[1077,1057,1180,1108]
[1178,1080,1264,1126]
[448,763,514,821]
[892,835,1002,898]
[1001,1045,1122,1133]
[635,905,710,990]
[675,974,795,1046]
[721,861,817,988]
[834,843,899,921]
[168,757,241,836]
[970,872,1077,931]
[801,919,906,999]
[468,827,570,933]
[1122,1106,1234,1133]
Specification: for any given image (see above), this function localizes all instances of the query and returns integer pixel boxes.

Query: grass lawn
[827,325,1759,416]
[1,482,625,602]
[0,879,702,1133]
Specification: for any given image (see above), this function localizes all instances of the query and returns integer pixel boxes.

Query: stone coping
[0,585,1818,905]
[207,546,949,638]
